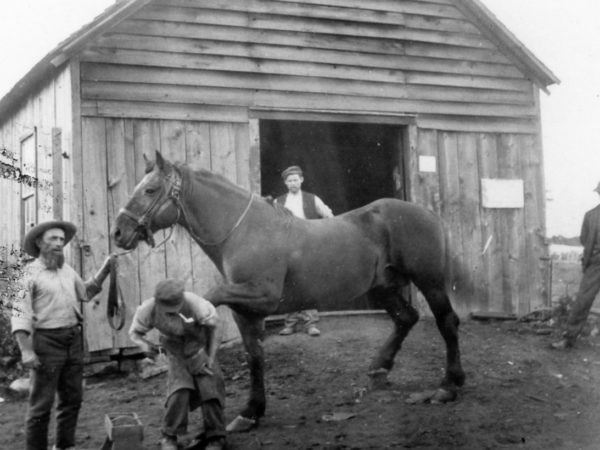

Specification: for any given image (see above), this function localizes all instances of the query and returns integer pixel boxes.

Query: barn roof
[0,0,559,120]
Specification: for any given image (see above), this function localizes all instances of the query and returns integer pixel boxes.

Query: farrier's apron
[153,303,225,410]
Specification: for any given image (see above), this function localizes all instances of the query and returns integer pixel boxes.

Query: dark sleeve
[580,211,591,247]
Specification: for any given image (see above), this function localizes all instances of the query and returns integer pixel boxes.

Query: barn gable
[0,0,558,353]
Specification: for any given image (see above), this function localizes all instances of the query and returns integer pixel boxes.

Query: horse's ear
[142,153,154,174]
[155,150,171,172]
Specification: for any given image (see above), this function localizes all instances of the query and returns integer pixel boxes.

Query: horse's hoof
[430,388,457,404]
[367,368,389,390]
[226,415,257,432]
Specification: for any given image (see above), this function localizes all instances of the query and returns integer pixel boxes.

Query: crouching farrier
[129,278,226,450]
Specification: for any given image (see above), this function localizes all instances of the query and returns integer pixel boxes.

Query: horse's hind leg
[368,286,419,388]
[421,283,465,400]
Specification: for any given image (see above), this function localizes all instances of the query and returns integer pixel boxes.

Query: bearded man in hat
[553,182,600,349]
[275,165,333,337]
[129,278,226,450]
[11,220,113,450]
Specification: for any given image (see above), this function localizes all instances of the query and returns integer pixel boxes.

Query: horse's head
[112,151,181,250]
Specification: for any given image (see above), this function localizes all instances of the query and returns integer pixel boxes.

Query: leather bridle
[118,165,254,248]
[118,168,182,248]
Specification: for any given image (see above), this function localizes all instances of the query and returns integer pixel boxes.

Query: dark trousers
[26,326,83,450]
[565,262,600,340]
[163,389,225,441]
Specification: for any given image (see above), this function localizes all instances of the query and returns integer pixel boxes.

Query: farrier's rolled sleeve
[129,299,155,338]
[187,293,218,327]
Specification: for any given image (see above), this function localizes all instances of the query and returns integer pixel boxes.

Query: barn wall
[0,67,74,257]
[79,117,245,352]
[68,0,549,345]
[408,128,548,316]
[77,0,537,134]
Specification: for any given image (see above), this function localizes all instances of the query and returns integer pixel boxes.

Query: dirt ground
[2,314,600,450]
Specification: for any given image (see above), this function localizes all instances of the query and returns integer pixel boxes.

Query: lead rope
[106,255,125,330]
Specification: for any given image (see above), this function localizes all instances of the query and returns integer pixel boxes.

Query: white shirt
[283,191,333,219]
[11,259,89,334]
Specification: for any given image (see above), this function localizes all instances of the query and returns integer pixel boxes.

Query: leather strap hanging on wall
[107,256,125,331]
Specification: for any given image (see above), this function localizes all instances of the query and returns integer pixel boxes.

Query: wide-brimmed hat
[154,278,185,313]
[281,165,303,180]
[594,181,600,193]
[22,220,77,257]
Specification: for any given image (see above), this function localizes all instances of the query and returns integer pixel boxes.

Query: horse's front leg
[226,311,267,432]
[204,279,282,432]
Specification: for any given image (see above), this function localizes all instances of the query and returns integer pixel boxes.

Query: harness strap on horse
[107,255,126,330]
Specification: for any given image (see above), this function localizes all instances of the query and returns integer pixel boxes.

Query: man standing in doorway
[12,220,113,450]
[275,165,334,337]
[552,181,600,349]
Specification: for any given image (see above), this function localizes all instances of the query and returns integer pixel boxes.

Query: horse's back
[340,198,447,279]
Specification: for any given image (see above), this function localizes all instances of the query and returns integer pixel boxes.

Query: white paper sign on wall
[418,155,437,173]
[481,178,524,208]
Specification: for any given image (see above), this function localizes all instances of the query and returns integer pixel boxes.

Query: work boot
[307,325,321,337]
[550,338,574,350]
[160,435,178,450]
[279,326,294,336]
[205,437,226,450]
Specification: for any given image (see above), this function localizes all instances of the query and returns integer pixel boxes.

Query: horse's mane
[170,162,294,220]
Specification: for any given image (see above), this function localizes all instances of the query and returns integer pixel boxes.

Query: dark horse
[112,152,465,431]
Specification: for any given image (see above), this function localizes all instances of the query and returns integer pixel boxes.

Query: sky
[0,0,598,237]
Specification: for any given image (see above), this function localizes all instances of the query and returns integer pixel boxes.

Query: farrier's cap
[154,278,185,313]
[594,181,600,193]
[22,220,77,257]
[281,165,303,180]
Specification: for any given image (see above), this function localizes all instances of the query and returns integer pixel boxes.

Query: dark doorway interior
[260,120,403,215]
[260,120,405,311]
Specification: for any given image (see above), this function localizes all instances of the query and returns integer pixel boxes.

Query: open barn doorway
[259,119,406,310]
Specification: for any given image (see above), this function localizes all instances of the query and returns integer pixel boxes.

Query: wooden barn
[0,0,558,353]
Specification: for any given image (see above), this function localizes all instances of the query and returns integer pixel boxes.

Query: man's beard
[40,246,65,270]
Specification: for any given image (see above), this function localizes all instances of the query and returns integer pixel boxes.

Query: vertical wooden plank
[416,129,441,214]
[210,123,238,182]
[234,123,251,190]
[81,117,113,352]
[248,118,261,194]
[457,132,486,311]
[497,134,527,314]
[438,131,467,313]
[133,120,167,302]
[402,124,418,203]
[52,128,63,219]
[56,67,73,226]
[36,84,54,223]
[520,133,547,311]
[477,133,504,312]
[69,60,83,273]
[160,120,195,287]
[106,118,140,348]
